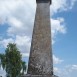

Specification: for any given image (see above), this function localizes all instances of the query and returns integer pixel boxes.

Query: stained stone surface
[27,2,53,75]
[23,0,56,77]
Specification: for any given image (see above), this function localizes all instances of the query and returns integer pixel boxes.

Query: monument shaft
[27,0,53,75]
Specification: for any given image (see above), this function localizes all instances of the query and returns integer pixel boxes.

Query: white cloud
[67,65,77,72]
[54,67,59,73]
[0,0,36,37]
[0,0,76,37]
[51,18,66,44]
[0,69,6,77]
[0,38,14,48]
[69,0,77,9]
[51,18,66,35]
[71,65,77,70]
[15,35,31,53]
[54,64,77,77]
[51,0,67,14]
[8,17,23,28]
[0,66,6,77]
[53,55,63,64]
[21,53,29,57]
[0,35,31,53]
[51,0,77,14]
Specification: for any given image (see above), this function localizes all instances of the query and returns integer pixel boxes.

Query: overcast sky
[0,0,77,77]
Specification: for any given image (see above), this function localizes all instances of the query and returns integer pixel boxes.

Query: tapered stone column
[28,0,53,75]
[22,0,57,77]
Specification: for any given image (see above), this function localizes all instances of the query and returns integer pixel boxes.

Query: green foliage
[0,43,27,77]
[21,61,27,75]
[0,54,6,69]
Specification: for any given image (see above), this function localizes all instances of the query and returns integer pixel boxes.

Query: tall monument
[23,0,57,77]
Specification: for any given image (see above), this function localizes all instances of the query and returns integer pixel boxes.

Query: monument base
[21,74,58,77]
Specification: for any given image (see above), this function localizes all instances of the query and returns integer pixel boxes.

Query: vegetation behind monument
[0,43,27,77]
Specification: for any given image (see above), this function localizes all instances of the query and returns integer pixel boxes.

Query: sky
[0,0,77,77]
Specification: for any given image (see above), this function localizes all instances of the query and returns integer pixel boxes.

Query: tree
[0,43,27,77]
[21,61,27,75]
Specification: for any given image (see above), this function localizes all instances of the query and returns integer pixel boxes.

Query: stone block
[21,75,58,77]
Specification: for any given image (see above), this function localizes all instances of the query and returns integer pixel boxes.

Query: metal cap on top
[36,0,51,4]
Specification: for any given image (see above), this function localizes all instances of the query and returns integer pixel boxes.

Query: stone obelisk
[24,0,56,77]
